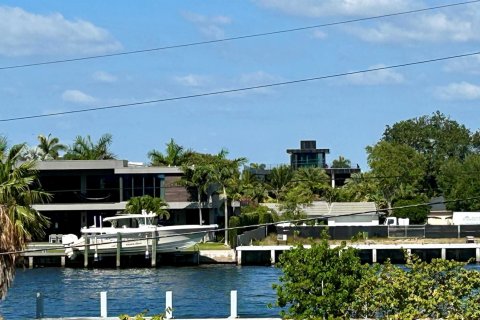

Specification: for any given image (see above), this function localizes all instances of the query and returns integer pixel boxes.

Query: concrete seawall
[199,249,236,263]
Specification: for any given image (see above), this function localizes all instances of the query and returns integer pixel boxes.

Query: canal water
[0,265,282,319]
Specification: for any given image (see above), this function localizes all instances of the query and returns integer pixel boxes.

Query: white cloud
[62,89,96,104]
[0,6,121,56]
[312,30,327,39]
[435,82,480,100]
[345,65,404,85]
[182,11,231,39]
[92,71,118,83]
[349,12,480,43]
[444,55,480,75]
[254,0,415,17]
[174,74,211,87]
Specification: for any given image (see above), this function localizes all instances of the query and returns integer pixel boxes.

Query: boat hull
[65,225,217,259]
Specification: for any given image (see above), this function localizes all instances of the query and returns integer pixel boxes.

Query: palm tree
[266,165,294,202]
[37,134,67,160]
[148,138,192,167]
[64,134,116,160]
[20,146,41,161]
[125,195,170,220]
[0,138,50,299]
[208,150,247,245]
[180,163,212,225]
[331,156,352,168]
[292,167,330,200]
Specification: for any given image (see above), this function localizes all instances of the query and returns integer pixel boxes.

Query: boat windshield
[105,216,157,228]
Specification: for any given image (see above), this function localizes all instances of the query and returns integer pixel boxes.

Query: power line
[0,0,478,71]
[1,50,480,123]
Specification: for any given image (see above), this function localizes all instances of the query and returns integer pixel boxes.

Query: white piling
[100,291,108,318]
[166,290,173,319]
[36,292,44,319]
[230,290,238,318]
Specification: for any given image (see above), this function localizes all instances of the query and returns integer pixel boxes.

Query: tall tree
[292,167,330,199]
[208,150,247,245]
[266,165,294,202]
[148,138,192,167]
[180,163,212,225]
[382,111,479,194]
[366,141,426,212]
[37,134,67,160]
[0,138,50,299]
[438,154,480,211]
[64,134,116,160]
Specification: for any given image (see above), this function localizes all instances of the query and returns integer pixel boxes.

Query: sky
[1,0,480,170]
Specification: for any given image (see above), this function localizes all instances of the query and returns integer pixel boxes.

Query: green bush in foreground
[274,236,480,319]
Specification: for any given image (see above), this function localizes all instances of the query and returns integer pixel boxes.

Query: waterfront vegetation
[274,234,480,319]
[0,138,50,299]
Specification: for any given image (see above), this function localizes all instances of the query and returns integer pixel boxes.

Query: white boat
[64,211,218,259]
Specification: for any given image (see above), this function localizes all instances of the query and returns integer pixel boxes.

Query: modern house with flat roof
[32,160,224,241]
[286,140,361,187]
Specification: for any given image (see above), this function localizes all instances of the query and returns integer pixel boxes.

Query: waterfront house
[32,160,225,241]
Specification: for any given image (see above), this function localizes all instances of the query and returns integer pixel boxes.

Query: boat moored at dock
[63,211,217,259]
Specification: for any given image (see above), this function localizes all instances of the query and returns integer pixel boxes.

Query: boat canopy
[103,213,157,228]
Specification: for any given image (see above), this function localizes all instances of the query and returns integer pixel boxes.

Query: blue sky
[1,0,480,169]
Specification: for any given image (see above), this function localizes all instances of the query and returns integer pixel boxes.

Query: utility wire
[0,0,478,71]
[1,50,480,123]
[3,195,480,256]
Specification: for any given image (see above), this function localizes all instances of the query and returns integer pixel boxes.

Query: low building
[261,201,378,226]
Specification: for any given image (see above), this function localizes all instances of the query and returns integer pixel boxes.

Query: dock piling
[35,292,44,319]
[166,290,173,319]
[84,236,89,268]
[116,233,121,268]
[100,291,107,318]
[230,290,238,318]
[152,231,157,267]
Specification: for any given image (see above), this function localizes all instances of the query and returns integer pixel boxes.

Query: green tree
[382,111,479,194]
[64,134,116,160]
[124,195,170,220]
[292,167,330,199]
[148,138,192,167]
[366,141,426,212]
[207,149,247,245]
[341,172,384,205]
[266,165,294,202]
[331,155,352,168]
[350,256,480,319]
[37,133,67,160]
[180,163,211,225]
[0,137,50,299]
[392,196,429,224]
[237,169,268,204]
[274,235,366,319]
[20,146,41,161]
[438,154,480,211]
